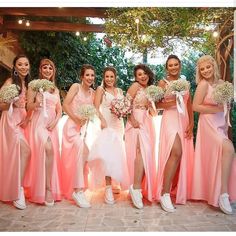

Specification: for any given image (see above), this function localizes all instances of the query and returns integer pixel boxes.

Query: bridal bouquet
[0,84,20,103]
[28,79,55,92]
[212,81,234,104]
[110,96,132,119]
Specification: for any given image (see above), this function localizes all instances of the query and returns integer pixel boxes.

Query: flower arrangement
[145,85,164,102]
[110,97,132,119]
[212,81,234,104]
[165,79,190,95]
[77,104,97,121]
[28,79,55,92]
[0,84,20,103]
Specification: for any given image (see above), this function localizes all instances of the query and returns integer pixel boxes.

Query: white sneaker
[160,193,176,213]
[104,185,115,204]
[13,187,26,210]
[129,185,143,209]
[219,193,233,215]
[72,191,91,208]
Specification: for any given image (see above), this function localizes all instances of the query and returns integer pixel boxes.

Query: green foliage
[105,8,234,54]
[19,31,135,91]
[232,104,236,149]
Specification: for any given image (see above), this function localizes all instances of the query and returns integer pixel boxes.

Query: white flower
[0,84,20,103]
[212,81,234,104]
[145,85,164,102]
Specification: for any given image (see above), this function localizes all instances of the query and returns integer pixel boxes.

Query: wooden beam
[3,20,105,32]
[0,7,107,18]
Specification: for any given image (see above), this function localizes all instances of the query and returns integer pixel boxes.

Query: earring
[14,70,18,76]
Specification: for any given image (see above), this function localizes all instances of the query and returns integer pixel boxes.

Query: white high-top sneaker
[104,185,115,204]
[219,193,233,215]
[72,191,91,208]
[129,184,143,209]
[13,187,26,210]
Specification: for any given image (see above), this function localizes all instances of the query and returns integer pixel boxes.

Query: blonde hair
[196,55,220,84]
[39,58,56,82]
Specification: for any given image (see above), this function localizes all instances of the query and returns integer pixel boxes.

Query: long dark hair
[134,64,154,86]
[165,54,181,69]
[11,54,31,93]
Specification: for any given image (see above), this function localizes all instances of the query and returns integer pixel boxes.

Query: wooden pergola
[0,7,107,33]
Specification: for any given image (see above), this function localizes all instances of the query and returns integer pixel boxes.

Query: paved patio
[0,189,236,232]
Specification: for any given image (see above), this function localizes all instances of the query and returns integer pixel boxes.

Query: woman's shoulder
[3,78,13,86]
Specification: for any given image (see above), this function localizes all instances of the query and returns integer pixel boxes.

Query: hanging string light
[135,18,140,39]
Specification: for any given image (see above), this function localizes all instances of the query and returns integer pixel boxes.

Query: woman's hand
[100,118,107,129]
[185,123,194,139]
[128,116,140,128]
[47,120,58,131]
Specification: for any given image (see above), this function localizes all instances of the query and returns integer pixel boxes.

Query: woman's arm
[193,80,223,114]
[62,83,86,127]
[126,82,141,128]
[47,89,62,131]
[156,80,176,109]
[185,94,194,139]
[94,86,107,129]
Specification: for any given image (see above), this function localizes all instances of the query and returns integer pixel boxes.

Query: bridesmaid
[88,66,130,204]
[156,55,194,212]
[61,64,95,208]
[125,64,156,209]
[191,55,236,214]
[0,55,31,209]
[26,58,62,206]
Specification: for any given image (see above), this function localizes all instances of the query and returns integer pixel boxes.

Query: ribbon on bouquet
[39,88,48,118]
[8,96,19,116]
[171,91,186,115]
[223,102,231,127]
[150,100,157,112]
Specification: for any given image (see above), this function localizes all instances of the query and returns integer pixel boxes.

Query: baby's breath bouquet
[76,104,97,139]
[165,79,190,115]
[212,81,234,104]
[145,85,164,102]
[145,85,164,111]
[212,81,234,126]
[77,104,97,121]
[28,79,55,92]
[0,84,20,103]
[165,79,190,95]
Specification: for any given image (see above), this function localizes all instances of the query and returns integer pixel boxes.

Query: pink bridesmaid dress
[191,82,236,206]
[61,85,94,199]
[26,91,62,203]
[156,79,194,204]
[88,89,130,190]
[125,87,157,202]
[0,87,29,201]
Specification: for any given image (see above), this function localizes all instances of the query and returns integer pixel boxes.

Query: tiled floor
[0,189,236,232]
